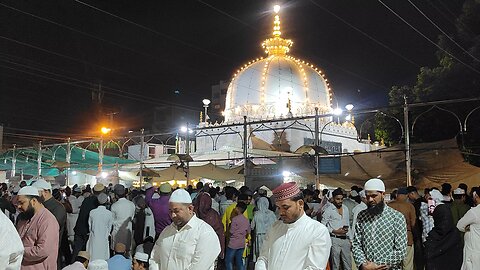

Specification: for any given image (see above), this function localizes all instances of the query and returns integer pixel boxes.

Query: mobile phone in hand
[428,198,436,215]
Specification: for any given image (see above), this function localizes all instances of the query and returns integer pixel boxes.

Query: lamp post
[98,126,111,178]
[320,108,343,144]
[202,99,211,124]
[345,104,354,122]
[180,124,193,186]
[332,107,342,124]
[403,96,412,186]
[139,128,145,187]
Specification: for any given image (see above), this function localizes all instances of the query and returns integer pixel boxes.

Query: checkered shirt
[420,202,434,243]
[352,205,407,270]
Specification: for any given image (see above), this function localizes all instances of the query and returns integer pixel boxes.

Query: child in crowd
[225,202,250,270]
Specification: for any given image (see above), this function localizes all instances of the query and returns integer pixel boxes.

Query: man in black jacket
[71,183,103,261]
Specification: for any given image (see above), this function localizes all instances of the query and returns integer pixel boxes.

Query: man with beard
[352,178,407,270]
[321,188,351,270]
[150,188,221,270]
[255,182,331,270]
[33,179,68,268]
[16,186,59,270]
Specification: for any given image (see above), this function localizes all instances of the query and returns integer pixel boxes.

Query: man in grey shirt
[321,188,351,270]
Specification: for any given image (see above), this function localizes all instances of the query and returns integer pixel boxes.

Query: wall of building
[210,80,229,122]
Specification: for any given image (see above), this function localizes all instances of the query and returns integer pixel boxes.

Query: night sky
[0,0,465,144]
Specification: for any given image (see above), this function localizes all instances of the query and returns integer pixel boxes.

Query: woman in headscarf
[195,192,225,260]
[424,189,462,270]
[251,197,277,262]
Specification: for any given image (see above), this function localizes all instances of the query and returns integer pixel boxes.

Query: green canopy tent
[0,145,135,177]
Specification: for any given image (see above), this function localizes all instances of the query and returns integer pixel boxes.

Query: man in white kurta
[111,184,136,253]
[255,182,331,270]
[67,187,82,242]
[87,193,113,261]
[150,189,221,270]
[456,188,480,270]
[0,211,24,270]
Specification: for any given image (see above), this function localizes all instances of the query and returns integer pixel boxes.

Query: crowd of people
[0,177,479,270]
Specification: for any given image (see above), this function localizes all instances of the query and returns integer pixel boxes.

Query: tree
[376,0,480,165]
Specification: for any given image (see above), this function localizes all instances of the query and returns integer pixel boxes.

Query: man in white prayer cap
[150,189,221,270]
[16,186,60,270]
[132,252,149,270]
[352,178,407,270]
[87,259,108,270]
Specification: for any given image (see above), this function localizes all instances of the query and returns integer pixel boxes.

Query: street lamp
[100,127,111,134]
[202,99,211,124]
[332,107,343,116]
[332,107,342,124]
[345,104,354,123]
[274,4,281,13]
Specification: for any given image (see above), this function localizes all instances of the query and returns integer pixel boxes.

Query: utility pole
[403,95,412,186]
[185,123,190,186]
[66,138,71,186]
[98,138,104,177]
[11,144,16,179]
[243,116,248,186]
[139,128,145,187]
[37,141,42,177]
[314,107,320,189]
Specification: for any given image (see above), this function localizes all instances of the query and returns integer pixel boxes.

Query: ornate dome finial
[261,5,293,56]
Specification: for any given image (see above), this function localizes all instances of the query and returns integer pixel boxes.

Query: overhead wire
[0,35,138,79]
[4,127,94,139]
[72,0,230,62]
[76,1,338,99]
[191,1,394,100]
[69,0,346,101]
[0,2,213,80]
[0,6,313,103]
[3,132,70,141]
[4,0,452,124]
[424,0,459,31]
[406,0,480,63]
[0,61,208,113]
[308,0,422,68]
[378,0,480,76]
[196,0,255,29]
[4,0,388,109]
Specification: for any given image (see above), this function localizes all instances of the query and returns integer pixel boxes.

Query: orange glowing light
[100,127,111,134]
